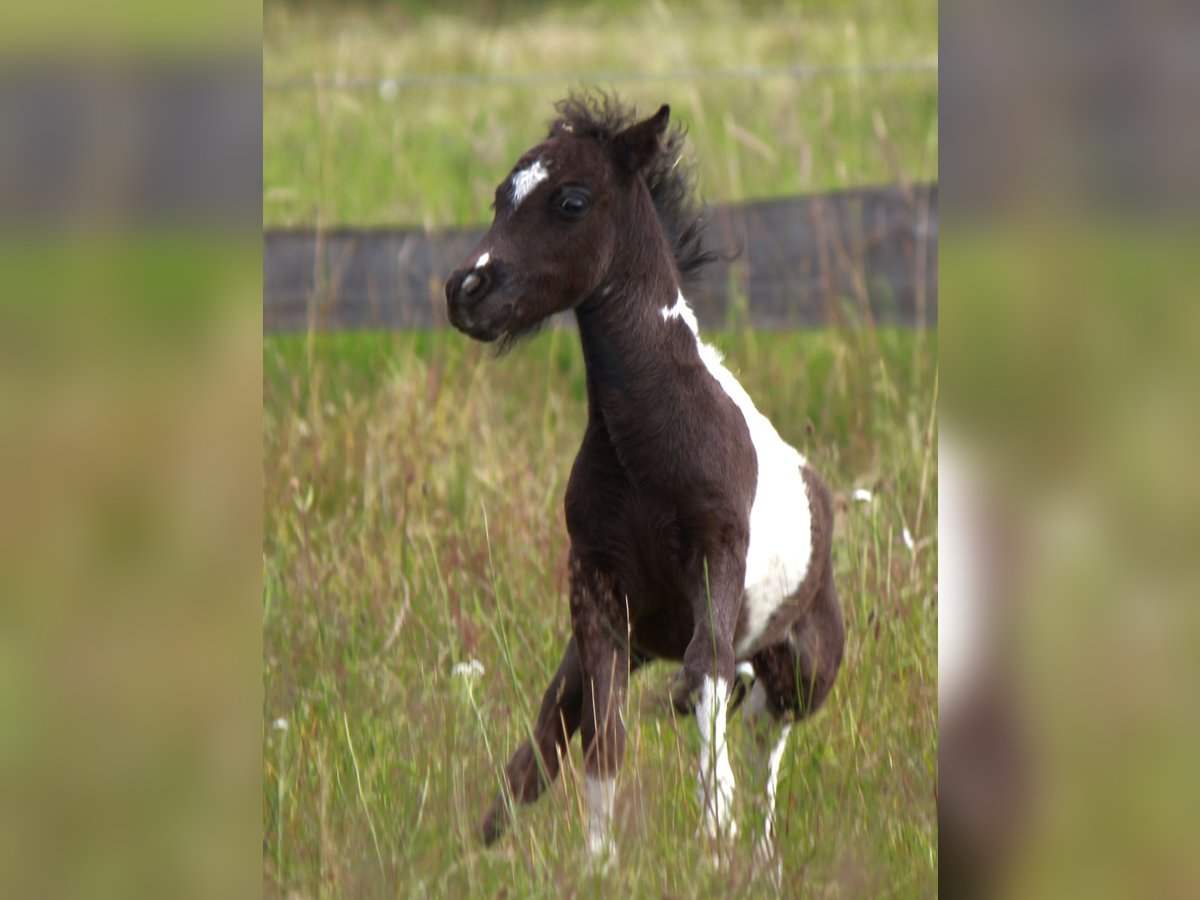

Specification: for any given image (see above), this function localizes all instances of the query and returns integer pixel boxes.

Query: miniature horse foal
[445,95,844,860]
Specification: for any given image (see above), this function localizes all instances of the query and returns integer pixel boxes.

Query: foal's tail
[480,636,585,845]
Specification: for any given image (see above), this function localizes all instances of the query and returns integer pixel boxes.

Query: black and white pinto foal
[445,95,844,859]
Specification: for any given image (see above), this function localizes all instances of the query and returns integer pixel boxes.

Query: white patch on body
[585,775,616,857]
[696,675,736,839]
[660,292,700,334]
[510,159,549,209]
[474,251,490,269]
[661,290,814,657]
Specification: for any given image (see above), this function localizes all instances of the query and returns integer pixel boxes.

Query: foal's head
[445,100,676,344]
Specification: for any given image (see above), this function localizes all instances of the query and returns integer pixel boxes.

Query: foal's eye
[558,195,587,215]
[553,187,591,220]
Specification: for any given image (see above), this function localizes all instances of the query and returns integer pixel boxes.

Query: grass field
[264,2,937,896]
[263,326,937,897]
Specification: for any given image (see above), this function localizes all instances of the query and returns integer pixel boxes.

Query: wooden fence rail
[263,182,936,333]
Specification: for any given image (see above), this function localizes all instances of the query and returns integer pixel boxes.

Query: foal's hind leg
[746,566,845,857]
[480,636,584,845]
[742,684,793,864]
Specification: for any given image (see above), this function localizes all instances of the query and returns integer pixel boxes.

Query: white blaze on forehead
[474,251,490,269]
[510,159,549,209]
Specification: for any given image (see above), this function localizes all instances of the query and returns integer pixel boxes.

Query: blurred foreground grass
[263,326,937,897]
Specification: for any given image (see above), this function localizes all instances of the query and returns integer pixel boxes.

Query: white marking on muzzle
[474,251,490,269]
[510,159,549,209]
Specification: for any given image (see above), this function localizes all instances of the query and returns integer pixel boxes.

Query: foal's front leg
[480,636,584,845]
[674,553,746,845]
[569,552,630,859]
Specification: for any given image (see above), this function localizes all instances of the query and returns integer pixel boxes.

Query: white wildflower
[902,526,915,552]
[853,488,873,503]
[452,659,485,680]
[272,717,289,732]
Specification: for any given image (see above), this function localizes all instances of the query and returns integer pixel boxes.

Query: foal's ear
[613,104,671,174]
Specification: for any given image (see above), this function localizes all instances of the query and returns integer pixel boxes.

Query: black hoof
[479,798,510,846]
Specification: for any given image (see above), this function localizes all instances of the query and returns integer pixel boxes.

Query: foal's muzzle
[445,261,512,341]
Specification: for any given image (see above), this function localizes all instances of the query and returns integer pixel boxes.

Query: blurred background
[263,0,937,227]
[262,0,937,333]
[0,2,261,899]
[940,1,1200,898]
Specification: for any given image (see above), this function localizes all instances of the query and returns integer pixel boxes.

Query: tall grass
[263,324,937,897]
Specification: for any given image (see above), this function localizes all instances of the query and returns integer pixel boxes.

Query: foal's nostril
[462,271,482,295]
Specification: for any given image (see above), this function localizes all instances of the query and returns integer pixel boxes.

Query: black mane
[551,91,722,284]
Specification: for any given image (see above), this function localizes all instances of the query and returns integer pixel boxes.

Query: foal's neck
[574,193,685,405]
[571,215,722,505]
